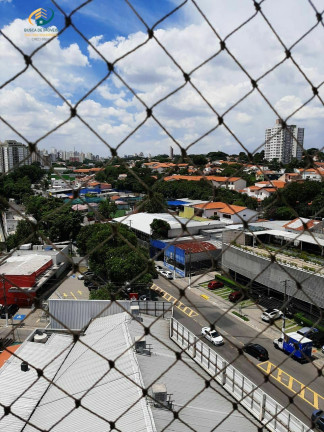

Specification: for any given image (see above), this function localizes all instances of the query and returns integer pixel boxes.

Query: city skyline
[0,0,323,158]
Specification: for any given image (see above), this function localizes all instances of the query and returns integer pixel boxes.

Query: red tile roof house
[242,180,286,201]
[193,202,258,224]
[283,218,320,233]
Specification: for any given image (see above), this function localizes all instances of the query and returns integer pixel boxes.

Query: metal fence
[0,0,324,431]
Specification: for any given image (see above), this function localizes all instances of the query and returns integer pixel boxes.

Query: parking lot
[49,273,89,300]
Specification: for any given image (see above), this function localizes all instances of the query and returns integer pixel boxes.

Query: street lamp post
[281,279,290,335]
[188,250,192,289]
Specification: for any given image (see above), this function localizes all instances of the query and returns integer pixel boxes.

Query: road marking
[257,361,324,409]
[201,294,209,300]
[63,293,68,298]
[78,290,83,295]
[70,292,77,300]
[150,283,199,319]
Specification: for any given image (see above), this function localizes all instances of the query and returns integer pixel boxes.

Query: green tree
[207,151,228,160]
[190,154,207,166]
[89,284,124,300]
[98,199,117,219]
[150,219,170,239]
[6,219,39,251]
[140,192,166,213]
[253,150,265,164]
[76,223,154,299]
[42,207,83,242]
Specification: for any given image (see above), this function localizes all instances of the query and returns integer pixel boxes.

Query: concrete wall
[221,245,324,308]
[222,229,246,246]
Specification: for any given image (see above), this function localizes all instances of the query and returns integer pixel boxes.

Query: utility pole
[281,279,290,335]
[188,250,192,289]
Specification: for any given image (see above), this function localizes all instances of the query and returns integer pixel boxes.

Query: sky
[0,0,323,157]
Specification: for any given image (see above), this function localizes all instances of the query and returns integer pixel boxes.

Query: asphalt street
[155,275,324,428]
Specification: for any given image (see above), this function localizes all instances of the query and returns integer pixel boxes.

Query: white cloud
[236,112,252,124]
[0,19,90,99]
[275,95,324,120]
[1,1,324,156]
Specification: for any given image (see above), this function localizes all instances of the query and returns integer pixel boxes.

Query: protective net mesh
[0,1,324,431]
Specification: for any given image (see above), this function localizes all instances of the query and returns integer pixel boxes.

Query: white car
[201,327,224,346]
[261,308,283,322]
[77,271,94,280]
[160,270,173,279]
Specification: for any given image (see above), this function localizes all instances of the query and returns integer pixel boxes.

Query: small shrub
[232,311,249,321]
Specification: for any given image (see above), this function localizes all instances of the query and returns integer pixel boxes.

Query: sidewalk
[171,272,324,368]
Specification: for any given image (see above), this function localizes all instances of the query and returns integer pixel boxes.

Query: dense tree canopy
[150,219,170,239]
[98,199,117,219]
[263,180,324,219]
[76,223,155,299]
[140,192,166,213]
[0,163,45,203]
[7,195,83,246]
[95,164,156,193]
[6,219,39,251]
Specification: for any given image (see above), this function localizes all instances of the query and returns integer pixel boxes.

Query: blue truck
[273,331,313,363]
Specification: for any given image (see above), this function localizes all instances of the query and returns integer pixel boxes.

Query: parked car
[261,308,283,322]
[243,343,269,361]
[155,265,163,272]
[201,327,224,346]
[297,327,318,338]
[297,328,324,348]
[87,284,100,292]
[0,304,19,319]
[228,290,244,302]
[311,409,324,431]
[160,270,173,279]
[77,271,94,280]
[208,280,224,290]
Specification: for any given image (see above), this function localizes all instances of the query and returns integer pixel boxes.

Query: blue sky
[0,0,323,157]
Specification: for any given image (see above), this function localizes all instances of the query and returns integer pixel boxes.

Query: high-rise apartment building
[265,119,304,164]
[0,140,32,173]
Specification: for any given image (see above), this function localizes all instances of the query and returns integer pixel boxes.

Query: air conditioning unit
[152,383,167,408]
[130,305,140,317]
[134,336,146,354]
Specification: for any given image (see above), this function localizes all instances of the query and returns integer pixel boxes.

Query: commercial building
[264,119,304,163]
[164,240,221,276]
[113,212,221,241]
[0,244,70,306]
[221,226,324,312]
[0,140,31,173]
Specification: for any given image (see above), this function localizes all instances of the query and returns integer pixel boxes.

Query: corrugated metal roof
[0,333,73,432]
[49,299,131,330]
[129,316,261,431]
[25,313,156,432]
[113,213,220,235]
[176,241,217,253]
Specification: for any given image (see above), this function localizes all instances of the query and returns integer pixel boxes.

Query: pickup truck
[273,331,313,363]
